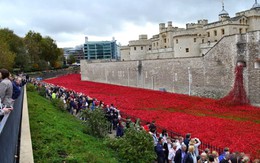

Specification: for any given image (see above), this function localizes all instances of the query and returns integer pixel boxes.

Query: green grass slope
[27,90,118,163]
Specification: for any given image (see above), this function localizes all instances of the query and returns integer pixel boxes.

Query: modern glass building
[83,40,118,60]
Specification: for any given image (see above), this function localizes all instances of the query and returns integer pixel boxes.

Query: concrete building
[83,37,119,60]
[63,46,84,64]
[120,0,260,60]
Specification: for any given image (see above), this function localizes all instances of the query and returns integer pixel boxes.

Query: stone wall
[81,32,260,105]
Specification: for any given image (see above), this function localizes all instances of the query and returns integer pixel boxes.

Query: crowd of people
[30,78,259,163]
[0,68,27,118]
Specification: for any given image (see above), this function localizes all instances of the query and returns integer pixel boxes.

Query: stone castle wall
[81,32,260,105]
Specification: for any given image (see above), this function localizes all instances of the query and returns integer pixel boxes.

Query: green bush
[107,127,156,162]
[83,108,109,138]
[27,83,35,92]
[51,98,66,112]
[38,86,46,97]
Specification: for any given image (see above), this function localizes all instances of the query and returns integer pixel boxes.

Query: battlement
[186,19,208,29]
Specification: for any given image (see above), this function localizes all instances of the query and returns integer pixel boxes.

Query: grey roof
[219,9,229,16]
[252,0,260,9]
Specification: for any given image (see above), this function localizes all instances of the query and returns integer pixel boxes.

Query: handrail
[0,113,10,135]
[0,87,24,163]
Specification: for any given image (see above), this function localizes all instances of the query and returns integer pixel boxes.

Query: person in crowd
[198,152,208,163]
[241,156,250,163]
[0,69,14,108]
[10,76,22,100]
[184,145,197,163]
[116,120,124,137]
[134,118,142,130]
[219,147,230,162]
[112,109,119,130]
[107,109,114,134]
[149,120,157,133]
[212,151,219,163]
[253,159,260,163]
[176,136,184,150]
[220,152,231,163]
[143,122,150,132]
[164,137,171,163]
[204,148,211,156]
[184,133,191,152]
[125,116,134,128]
[0,107,12,115]
[156,137,165,163]
[189,138,201,157]
[51,90,57,99]
[208,154,215,163]
[150,129,158,152]
[174,144,187,163]
[168,143,178,163]
[230,152,242,163]
[160,129,168,143]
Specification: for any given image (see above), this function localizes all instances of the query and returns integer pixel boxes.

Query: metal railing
[0,88,24,163]
[120,111,224,155]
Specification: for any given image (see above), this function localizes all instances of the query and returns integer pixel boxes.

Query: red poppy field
[44,74,260,159]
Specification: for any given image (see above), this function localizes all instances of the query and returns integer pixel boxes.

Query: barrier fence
[0,88,24,163]
[120,111,224,155]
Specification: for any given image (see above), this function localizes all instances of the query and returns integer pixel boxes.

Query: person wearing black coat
[174,144,187,163]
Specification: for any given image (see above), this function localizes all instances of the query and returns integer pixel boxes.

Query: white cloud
[0,0,257,48]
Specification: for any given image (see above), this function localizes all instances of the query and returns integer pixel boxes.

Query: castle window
[157,42,159,46]
[239,28,243,34]
[141,46,143,50]
[134,47,136,50]
[255,60,260,68]
[240,19,242,24]
[207,32,210,37]
[214,30,217,36]
[164,38,167,43]
[194,38,197,43]
[245,20,248,24]
[202,39,204,43]
[185,48,189,53]
[176,39,178,44]
[222,29,225,35]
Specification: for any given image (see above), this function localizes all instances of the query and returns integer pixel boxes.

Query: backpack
[12,82,21,99]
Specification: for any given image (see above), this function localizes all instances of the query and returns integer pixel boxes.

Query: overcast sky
[0,0,256,47]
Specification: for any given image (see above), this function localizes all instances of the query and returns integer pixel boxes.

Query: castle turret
[252,0,260,9]
[159,23,166,32]
[219,0,230,21]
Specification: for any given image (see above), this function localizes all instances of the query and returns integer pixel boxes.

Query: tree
[40,36,63,68]
[24,31,43,65]
[0,28,28,70]
[67,54,76,65]
[107,128,156,162]
[82,108,109,138]
[0,41,15,70]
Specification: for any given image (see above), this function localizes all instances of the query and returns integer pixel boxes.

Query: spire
[252,0,260,9]
[219,0,229,17]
